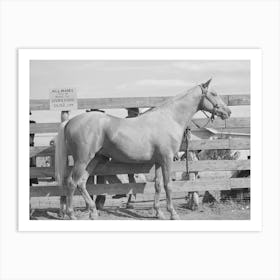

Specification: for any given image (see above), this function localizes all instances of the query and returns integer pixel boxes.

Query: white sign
[49,88,77,111]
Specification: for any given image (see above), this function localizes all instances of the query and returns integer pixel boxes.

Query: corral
[30,94,250,219]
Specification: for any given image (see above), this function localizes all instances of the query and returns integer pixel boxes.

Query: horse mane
[140,85,198,115]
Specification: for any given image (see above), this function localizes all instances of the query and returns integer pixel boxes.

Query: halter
[199,84,220,125]
[185,85,221,179]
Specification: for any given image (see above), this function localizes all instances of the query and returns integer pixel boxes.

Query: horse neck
[166,87,201,129]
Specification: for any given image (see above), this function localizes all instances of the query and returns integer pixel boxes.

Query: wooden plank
[30,146,54,157]
[30,94,250,111]
[30,123,60,134]
[30,138,250,158]
[31,167,55,178]
[30,178,250,197]
[230,178,250,189]
[190,117,250,129]
[30,160,250,178]
[188,160,250,172]
[30,117,250,134]
[30,124,251,139]
[225,117,250,128]
[190,118,226,129]
[228,95,250,106]
[191,128,250,139]
[78,97,169,110]
[184,138,250,151]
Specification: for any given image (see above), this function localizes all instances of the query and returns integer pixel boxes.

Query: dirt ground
[30,196,250,220]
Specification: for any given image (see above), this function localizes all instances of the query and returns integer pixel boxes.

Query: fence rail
[30,178,250,197]
[30,160,250,178]
[30,94,251,200]
[30,94,250,111]
[30,117,250,134]
[30,138,250,159]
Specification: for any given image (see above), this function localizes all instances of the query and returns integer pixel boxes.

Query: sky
[31,60,250,99]
[30,60,250,145]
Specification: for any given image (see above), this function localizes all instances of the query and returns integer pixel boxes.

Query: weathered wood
[228,95,250,106]
[225,117,250,128]
[30,123,60,133]
[191,127,250,139]
[189,160,250,172]
[30,138,251,159]
[30,160,250,178]
[30,178,250,197]
[29,94,251,201]
[29,117,250,133]
[184,138,250,151]
[30,94,250,111]
[60,111,69,214]
[30,126,249,140]
[190,117,250,129]
[30,146,54,157]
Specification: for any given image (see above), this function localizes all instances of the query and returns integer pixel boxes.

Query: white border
[19,49,262,231]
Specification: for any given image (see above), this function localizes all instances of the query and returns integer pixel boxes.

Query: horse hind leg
[58,196,67,219]
[65,171,78,220]
[66,166,97,220]
[126,174,136,209]
[72,162,99,220]
[154,163,166,219]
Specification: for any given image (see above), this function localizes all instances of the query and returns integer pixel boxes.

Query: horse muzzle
[216,107,231,120]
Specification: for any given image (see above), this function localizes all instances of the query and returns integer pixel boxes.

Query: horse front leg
[162,159,180,220]
[154,163,165,219]
[126,174,136,209]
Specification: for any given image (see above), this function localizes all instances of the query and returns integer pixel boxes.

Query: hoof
[171,213,180,220]
[69,214,77,220]
[58,210,66,219]
[126,204,134,209]
[95,195,106,210]
[191,205,198,211]
[156,212,166,220]
[89,211,99,220]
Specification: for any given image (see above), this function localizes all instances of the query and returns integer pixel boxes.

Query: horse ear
[202,78,212,89]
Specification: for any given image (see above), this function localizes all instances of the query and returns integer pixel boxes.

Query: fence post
[59,111,69,218]
[185,128,199,211]
[187,170,199,210]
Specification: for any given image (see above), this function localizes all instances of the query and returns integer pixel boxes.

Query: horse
[55,79,231,220]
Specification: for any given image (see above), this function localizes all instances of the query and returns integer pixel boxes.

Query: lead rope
[201,111,212,128]
[195,109,216,129]
[185,127,192,180]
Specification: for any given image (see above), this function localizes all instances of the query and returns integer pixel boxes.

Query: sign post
[59,111,69,218]
[49,88,77,218]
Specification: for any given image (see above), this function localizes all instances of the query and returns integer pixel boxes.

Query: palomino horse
[55,79,231,220]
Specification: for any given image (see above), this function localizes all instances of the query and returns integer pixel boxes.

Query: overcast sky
[30,60,250,145]
[31,60,250,100]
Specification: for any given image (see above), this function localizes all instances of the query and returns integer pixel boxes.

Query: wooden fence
[30,94,250,198]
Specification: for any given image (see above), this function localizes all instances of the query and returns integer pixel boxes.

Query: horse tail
[55,121,69,186]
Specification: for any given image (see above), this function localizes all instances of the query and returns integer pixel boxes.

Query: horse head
[199,78,231,120]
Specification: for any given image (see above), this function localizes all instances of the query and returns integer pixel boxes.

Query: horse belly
[103,136,154,163]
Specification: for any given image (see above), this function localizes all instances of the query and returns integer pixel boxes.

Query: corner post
[59,111,69,217]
